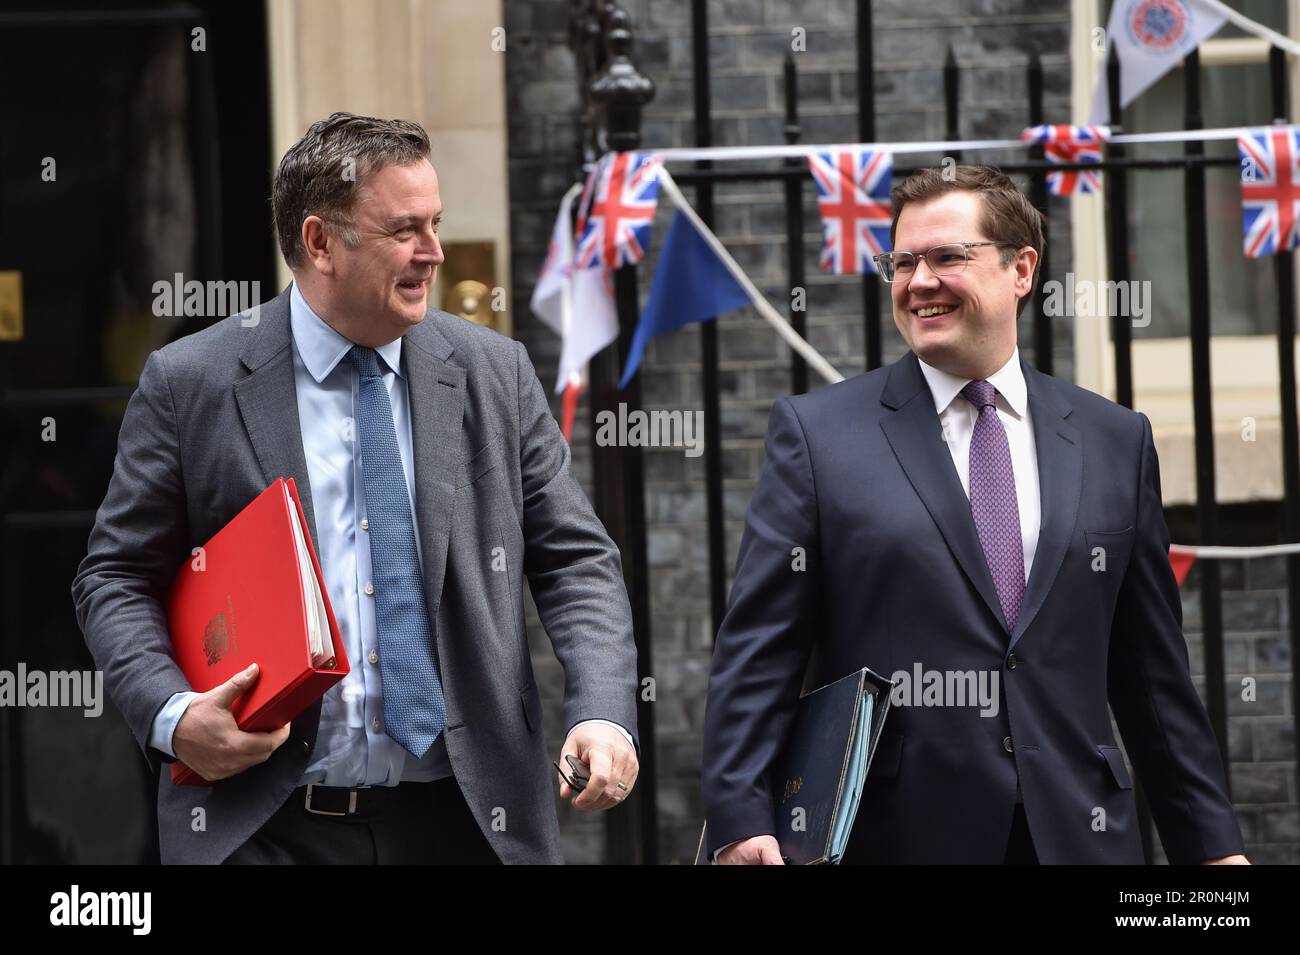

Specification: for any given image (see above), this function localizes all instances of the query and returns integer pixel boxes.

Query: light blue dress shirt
[149,282,629,786]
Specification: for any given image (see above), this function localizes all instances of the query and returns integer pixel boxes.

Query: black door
[0,0,275,863]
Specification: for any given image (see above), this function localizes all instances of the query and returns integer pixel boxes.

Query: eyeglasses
[873,242,1020,283]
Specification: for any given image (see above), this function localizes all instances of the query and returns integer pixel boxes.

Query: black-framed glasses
[873,241,1020,283]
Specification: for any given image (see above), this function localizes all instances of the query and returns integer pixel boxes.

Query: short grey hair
[272,111,432,269]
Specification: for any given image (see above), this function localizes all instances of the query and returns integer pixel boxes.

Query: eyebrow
[383,212,443,228]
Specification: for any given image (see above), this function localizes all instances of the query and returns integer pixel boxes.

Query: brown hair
[272,112,432,269]
[888,164,1045,317]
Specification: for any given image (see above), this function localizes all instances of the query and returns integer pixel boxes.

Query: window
[1070,0,1299,505]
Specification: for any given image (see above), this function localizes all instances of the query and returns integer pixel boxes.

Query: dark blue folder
[697,666,895,865]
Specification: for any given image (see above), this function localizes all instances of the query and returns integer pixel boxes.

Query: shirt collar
[917,347,1027,419]
[289,280,404,383]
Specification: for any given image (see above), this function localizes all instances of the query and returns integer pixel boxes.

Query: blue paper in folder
[697,666,896,865]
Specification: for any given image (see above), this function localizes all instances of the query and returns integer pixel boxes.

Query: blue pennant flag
[620,211,751,388]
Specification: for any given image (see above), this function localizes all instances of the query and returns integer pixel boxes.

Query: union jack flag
[575,151,662,270]
[1239,128,1300,258]
[807,148,892,275]
[1020,125,1110,196]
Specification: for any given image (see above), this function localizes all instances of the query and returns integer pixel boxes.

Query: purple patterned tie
[961,380,1024,630]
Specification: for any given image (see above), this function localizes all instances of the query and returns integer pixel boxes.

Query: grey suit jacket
[72,288,638,864]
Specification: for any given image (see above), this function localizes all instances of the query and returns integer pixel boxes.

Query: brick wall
[502,0,1294,865]
[1161,504,1299,864]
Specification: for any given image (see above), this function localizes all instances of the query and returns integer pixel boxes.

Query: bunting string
[643,124,1300,165]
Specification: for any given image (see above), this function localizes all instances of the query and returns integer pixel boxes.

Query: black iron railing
[571,0,1300,865]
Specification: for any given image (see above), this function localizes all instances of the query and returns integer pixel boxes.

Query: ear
[1013,246,1038,302]
[301,216,335,276]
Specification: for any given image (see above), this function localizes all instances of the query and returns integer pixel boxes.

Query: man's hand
[172,663,291,781]
[1201,854,1250,865]
[718,835,784,865]
[557,723,638,810]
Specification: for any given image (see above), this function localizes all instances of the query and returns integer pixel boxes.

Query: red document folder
[164,478,348,786]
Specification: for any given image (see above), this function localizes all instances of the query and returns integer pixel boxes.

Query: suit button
[300,740,310,754]
[1007,653,1018,670]
[1003,736,1014,753]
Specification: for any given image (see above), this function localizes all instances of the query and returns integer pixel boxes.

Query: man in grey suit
[72,112,639,864]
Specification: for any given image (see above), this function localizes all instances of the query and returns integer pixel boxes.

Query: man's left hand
[1201,854,1250,864]
[558,724,638,811]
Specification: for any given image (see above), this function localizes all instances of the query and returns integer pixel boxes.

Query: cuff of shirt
[712,840,742,864]
[573,718,635,749]
[148,690,200,759]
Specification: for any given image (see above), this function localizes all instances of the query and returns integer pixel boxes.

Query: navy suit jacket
[702,351,1245,863]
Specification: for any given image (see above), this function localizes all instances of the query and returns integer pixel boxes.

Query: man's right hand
[172,663,291,781]
[717,835,785,865]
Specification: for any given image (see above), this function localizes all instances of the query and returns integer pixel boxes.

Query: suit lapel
[879,352,1010,633]
[231,288,325,749]
[232,288,320,546]
[403,321,465,625]
[1010,361,1081,651]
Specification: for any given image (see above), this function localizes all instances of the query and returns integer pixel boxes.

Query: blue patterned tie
[348,345,446,757]
[961,380,1025,631]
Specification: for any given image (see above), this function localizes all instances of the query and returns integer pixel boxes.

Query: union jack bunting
[807,148,892,275]
[574,151,663,270]
[1238,128,1300,259]
[1020,124,1110,196]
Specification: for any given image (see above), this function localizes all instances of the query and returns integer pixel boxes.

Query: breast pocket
[456,431,505,489]
[1083,526,1135,578]
[1081,526,1135,623]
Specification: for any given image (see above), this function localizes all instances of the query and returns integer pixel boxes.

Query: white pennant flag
[530,181,619,394]
[529,184,578,354]
[1088,0,1228,125]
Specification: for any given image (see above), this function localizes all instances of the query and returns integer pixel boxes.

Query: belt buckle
[304,783,358,816]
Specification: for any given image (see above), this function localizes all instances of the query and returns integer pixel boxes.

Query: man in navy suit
[702,165,1248,864]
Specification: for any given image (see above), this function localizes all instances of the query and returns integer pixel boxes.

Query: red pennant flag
[1168,548,1196,586]
[560,377,582,445]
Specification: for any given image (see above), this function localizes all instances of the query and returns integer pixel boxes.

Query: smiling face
[299,158,444,346]
[889,190,1035,380]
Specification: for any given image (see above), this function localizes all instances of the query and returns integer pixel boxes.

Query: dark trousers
[223,777,501,864]
[1003,803,1039,865]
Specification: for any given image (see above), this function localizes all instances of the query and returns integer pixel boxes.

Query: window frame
[1069,0,1300,504]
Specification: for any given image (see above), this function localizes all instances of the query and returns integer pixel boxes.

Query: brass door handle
[0,271,22,341]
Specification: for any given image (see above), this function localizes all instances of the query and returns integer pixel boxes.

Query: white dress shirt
[916,347,1041,582]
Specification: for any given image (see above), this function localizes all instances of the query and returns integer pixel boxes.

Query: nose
[907,255,942,291]
[415,223,444,265]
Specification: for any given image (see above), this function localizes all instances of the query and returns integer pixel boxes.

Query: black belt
[294,780,446,817]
